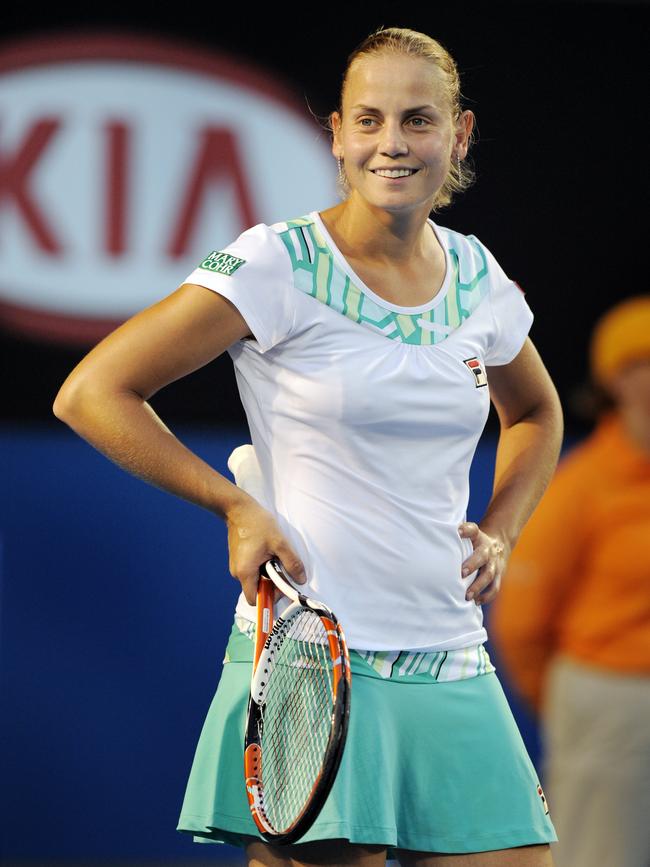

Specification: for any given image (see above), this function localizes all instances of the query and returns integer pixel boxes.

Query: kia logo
[0,34,333,344]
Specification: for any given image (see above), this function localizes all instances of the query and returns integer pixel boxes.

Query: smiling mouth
[371,169,419,178]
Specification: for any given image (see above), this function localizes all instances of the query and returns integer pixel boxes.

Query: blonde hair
[328,25,477,211]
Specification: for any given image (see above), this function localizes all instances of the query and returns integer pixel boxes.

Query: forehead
[343,53,450,113]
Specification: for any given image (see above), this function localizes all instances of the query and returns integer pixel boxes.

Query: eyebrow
[350,104,440,113]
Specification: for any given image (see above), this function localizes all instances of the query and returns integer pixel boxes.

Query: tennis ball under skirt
[177,622,558,857]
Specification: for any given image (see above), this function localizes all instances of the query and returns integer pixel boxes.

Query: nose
[378,117,408,157]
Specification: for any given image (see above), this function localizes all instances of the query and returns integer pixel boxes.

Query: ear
[331,110,343,159]
[454,110,475,161]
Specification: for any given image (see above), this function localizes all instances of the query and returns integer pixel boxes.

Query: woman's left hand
[458,522,511,606]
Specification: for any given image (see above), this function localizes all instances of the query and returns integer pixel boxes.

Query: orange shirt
[489,411,650,713]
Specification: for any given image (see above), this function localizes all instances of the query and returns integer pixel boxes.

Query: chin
[369,198,433,216]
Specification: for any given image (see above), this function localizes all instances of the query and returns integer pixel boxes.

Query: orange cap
[590,296,650,386]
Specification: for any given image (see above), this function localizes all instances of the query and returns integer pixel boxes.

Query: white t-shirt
[182,210,533,651]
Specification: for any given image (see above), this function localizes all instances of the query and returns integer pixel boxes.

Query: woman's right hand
[225,495,307,605]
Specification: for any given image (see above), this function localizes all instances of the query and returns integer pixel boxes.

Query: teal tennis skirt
[177,621,557,858]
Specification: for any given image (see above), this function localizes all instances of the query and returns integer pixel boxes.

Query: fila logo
[537,783,550,815]
[463,357,488,388]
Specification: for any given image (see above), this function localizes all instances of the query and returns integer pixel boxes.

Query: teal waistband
[224,615,495,683]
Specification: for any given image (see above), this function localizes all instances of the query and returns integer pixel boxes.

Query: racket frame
[243,556,351,845]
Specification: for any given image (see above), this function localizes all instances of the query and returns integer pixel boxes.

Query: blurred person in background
[490,295,650,867]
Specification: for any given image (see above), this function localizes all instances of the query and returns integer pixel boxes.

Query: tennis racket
[243,555,352,845]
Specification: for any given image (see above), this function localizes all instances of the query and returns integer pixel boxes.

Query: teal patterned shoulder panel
[271,214,490,346]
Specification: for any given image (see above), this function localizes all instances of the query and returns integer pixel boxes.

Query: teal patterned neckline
[275,213,490,346]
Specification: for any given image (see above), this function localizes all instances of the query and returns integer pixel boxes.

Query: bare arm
[53,283,307,601]
[53,283,254,516]
[459,337,564,604]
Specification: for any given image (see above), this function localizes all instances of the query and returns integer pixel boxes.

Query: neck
[319,197,437,265]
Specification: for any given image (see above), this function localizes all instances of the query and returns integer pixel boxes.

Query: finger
[465,561,497,599]
[461,543,490,578]
[241,574,259,606]
[475,575,502,606]
[228,555,259,605]
[273,542,307,584]
[458,521,479,540]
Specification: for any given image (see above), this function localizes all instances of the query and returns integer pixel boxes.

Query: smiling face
[331,52,473,216]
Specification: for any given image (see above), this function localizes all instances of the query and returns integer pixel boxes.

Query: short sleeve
[469,235,534,366]
[181,223,295,354]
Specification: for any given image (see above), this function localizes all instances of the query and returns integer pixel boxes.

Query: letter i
[104,121,130,255]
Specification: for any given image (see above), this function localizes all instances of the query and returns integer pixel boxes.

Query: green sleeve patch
[198,250,246,275]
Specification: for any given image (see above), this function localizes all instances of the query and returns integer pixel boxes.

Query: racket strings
[258,610,337,831]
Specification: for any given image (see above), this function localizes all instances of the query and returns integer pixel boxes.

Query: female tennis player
[53,25,562,867]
